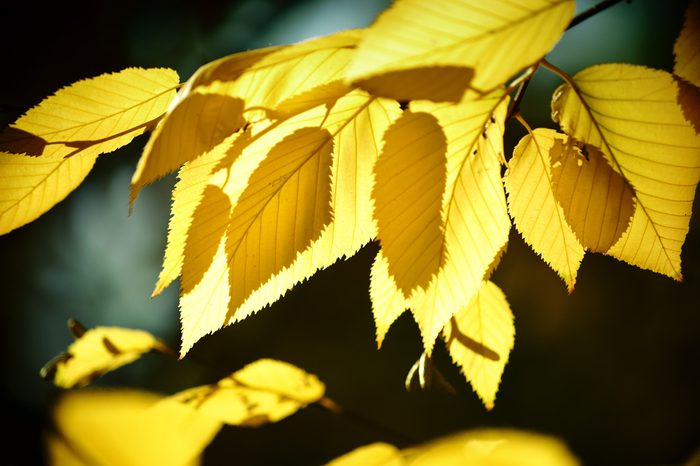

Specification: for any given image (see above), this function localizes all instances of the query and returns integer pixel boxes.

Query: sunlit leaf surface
[552,64,700,279]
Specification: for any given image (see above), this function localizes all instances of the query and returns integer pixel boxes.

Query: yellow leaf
[371,93,511,350]
[152,134,240,296]
[179,91,400,354]
[551,64,700,279]
[674,0,700,87]
[225,126,334,306]
[326,443,405,466]
[49,388,220,466]
[274,80,352,118]
[373,111,447,295]
[442,281,514,410]
[406,429,580,466]
[40,320,171,389]
[0,151,96,235]
[370,250,409,347]
[176,45,283,104]
[346,0,574,102]
[504,128,584,291]
[130,92,245,205]
[198,29,360,125]
[327,429,580,466]
[166,359,324,426]
[0,68,178,158]
[550,141,635,253]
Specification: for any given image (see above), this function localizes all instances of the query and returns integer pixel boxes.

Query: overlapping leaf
[48,389,221,466]
[552,64,700,279]
[129,46,280,201]
[165,359,324,426]
[0,68,179,235]
[442,281,514,410]
[550,141,635,252]
[373,111,447,295]
[504,129,585,290]
[674,0,700,87]
[346,0,575,102]
[152,133,242,296]
[371,92,511,351]
[0,68,178,158]
[130,30,360,204]
[40,320,171,389]
[179,92,400,354]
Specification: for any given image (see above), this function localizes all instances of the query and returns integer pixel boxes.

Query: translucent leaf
[224,126,334,306]
[130,92,245,205]
[179,113,334,354]
[550,140,634,253]
[274,80,352,118]
[370,250,409,347]
[373,112,447,295]
[40,320,171,388]
[0,68,179,158]
[674,0,700,87]
[504,128,584,291]
[326,443,405,466]
[49,388,220,466]
[346,0,574,102]
[166,359,324,426]
[551,64,700,279]
[152,134,240,296]
[179,91,400,354]
[442,281,514,410]
[371,93,511,351]
[205,29,360,121]
[0,151,96,235]
[327,429,580,466]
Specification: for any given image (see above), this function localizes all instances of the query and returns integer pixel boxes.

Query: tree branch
[567,0,627,31]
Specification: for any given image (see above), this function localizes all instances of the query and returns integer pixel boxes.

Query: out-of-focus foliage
[40,320,171,388]
[327,428,580,466]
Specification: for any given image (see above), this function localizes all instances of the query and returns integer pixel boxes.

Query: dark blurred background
[1,1,698,465]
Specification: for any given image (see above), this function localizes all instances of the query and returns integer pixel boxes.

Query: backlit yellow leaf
[152,134,240,296]
[551,64,700,279]
[0,151,97,235]
[326,443,405,466]
[179,91,400,354]
[193,29,359,127]
[130,92,245,205]
[442,281,514,410]
[0,68,179,158]
[49,388,220,466]
[370,92,511,351]
[373,111,447,295]
[550,141,635,253]
[166,359,324,426]
[674,0,700,87]
[370,250,409,347]
[346,0,574,102]
[40,321,171,389]
[225,126,334,307]
[179,110,334,353]
[327,429,580,466]
[504,128,584,291]
[274,80,352,118]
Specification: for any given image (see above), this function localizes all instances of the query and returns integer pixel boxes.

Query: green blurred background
[1,1,698,464]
